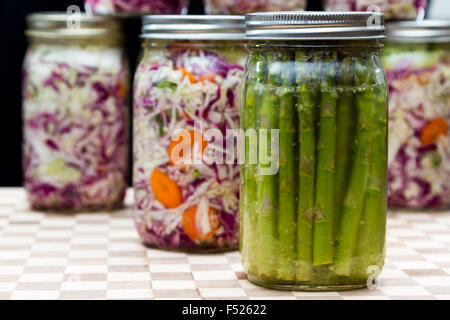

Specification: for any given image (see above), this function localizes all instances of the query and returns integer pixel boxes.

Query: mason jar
[241,12,388,290]
[323,0,428,21]
[204,0,307,15]
[384,21,450,210]
[133,16,246,251]
[84,0,189,15]
[23,13,129,211]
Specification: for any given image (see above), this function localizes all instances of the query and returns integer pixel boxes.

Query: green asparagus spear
[334,56,356,236]
[295,50,316,280]
[242,52,267,275]
[256,50,281,278]
[313,51,338,266]
[278,51,298,281]
[355,56,388,270]
[335,54,374,277]
[374,56,389,263]
[239,83,247,255]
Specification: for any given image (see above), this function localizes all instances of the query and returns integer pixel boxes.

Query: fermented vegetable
[324,0,428,20]
[133,40,245,250]
[23,44,129,210]
[384,42,449,209]
[84,0,189,15]
[240,10,388,291]
[241,47,388,289]
[204,0,306,15]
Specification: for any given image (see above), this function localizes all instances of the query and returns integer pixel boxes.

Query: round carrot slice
[182,205,219,242]
[150,169,183,208]
[167,130,208,166]
[421,117,448,145]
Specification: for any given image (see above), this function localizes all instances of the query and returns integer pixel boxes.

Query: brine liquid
[241,49,388,290]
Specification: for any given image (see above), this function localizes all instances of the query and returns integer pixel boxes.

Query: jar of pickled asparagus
[241,12,388,291]
[23,13,129,211]
[384,21,450,210]
[133,16,246,251]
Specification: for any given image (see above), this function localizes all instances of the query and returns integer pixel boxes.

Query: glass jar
[384,21,450,210]
[23,13,129,211]
[323,0,428,21]
[241,12,388,291]
[204,0,306,15]
[133,16,246,251]
[84,0,189,15]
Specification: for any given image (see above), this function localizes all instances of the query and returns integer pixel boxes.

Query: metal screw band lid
[141,15,245,40]
[386,20,450,43]
[245,11,385,40]
[26,12,122,40]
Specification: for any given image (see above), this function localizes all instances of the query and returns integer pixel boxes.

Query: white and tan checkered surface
[1,188,450,300]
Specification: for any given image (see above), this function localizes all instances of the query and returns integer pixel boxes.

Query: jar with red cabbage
[84,0,189,15]
[133,16,246,251]
[23,13,129,211]
[384,21,450,210]
[324,0,428,21]
[204,0,307,15]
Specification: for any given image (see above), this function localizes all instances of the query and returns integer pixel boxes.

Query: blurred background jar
[241,12,388,290]
[84,0,190,15]
[323,0,428,21]
[384,21,450,210]
[133,16,246,251]
[427,0,450,20]
[203,0,307,15]
[23,13,129,211]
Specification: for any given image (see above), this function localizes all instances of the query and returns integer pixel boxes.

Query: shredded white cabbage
[84,0,188,14]
[384,45,449,208]
[205,0,306,14]
[324,0,427,20]
[23,43,129,210]
[133,41,245,248]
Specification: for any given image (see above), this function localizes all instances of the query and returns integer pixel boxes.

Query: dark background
[0,0,322,186]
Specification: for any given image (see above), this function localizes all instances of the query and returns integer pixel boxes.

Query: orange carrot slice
[421,117,448,145]
[116,82,127,99]
[417,73,431,86]
[199,73,218,83]
[182,205,219,241]
[182,109,192,120]
[167,130,208,166]
[150,169,183,208]
[176,68,197,84]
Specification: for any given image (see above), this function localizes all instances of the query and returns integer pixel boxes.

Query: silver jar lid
[386,20,450,43]
[245,11,385,40]
[26,12,122,40]
[141,15,245,40]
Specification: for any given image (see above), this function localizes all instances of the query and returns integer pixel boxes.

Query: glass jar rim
[25,12,123,41]
[386,20,450,43]
[141,15,245,40]
[245,11,385,40]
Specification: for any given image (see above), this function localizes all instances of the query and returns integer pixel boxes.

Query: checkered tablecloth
[1,188,450,300]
